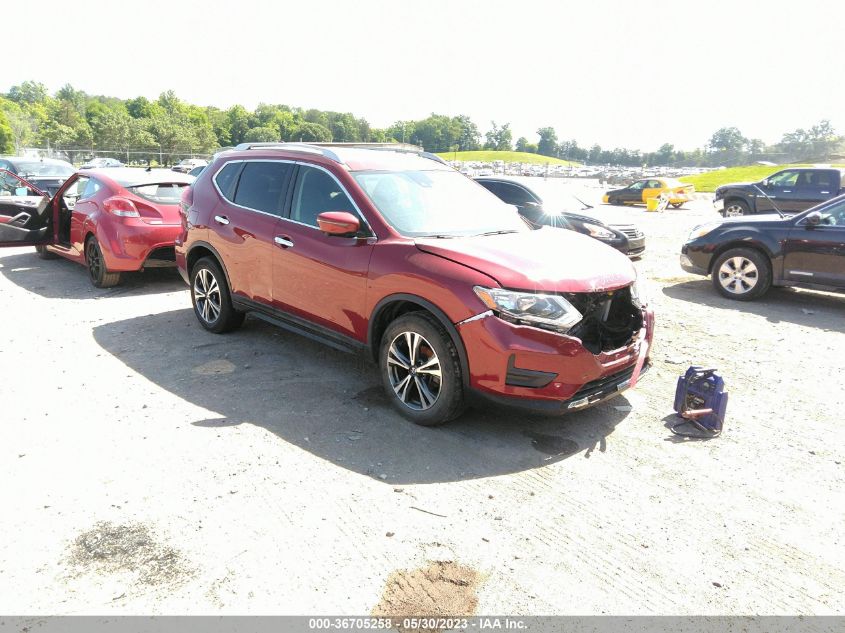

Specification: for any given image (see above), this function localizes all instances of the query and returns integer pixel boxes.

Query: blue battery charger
[672,366,728,437]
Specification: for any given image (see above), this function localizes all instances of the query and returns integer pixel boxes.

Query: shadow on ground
[0,250,185,299]
[663,279,845,333]
[93,309,632,485]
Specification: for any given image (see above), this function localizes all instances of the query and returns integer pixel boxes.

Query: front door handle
[214,215,229,225]
[782,190,792,193]
[274,235,294,248]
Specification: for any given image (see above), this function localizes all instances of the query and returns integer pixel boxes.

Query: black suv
[475,177,646,257]
[714,167,845,217]
[681,195,845,300]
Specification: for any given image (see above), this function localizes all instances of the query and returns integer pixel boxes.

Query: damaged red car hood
[415,227,636,293]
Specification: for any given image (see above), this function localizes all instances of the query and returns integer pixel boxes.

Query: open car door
[0,169,53,246]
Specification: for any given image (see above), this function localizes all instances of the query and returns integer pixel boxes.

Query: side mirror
[760,178,768,187]
[317,211,361,236]
[805,211,822,227]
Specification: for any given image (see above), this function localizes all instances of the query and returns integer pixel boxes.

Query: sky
[7,0,844,152]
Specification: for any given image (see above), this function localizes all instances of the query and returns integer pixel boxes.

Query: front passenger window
[290,166,358,228]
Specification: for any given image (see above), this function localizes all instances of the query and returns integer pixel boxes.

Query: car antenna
[572,194,593,210]
[751,184,785,218]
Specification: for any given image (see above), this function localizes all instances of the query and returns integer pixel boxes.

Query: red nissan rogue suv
[176,143,654,425]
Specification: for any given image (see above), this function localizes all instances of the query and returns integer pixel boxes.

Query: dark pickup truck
[713,167,845,217]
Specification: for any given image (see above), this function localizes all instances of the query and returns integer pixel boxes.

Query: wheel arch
[708,239,773,275]
[186,241,232,289]
[368,294,470,387]
[723,195,754,214]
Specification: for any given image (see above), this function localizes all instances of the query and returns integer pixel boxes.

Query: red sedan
[0,167,194,287]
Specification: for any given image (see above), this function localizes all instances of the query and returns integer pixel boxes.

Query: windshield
[353,170,527,237]
[127,183,189,204]
[13,161,74,178]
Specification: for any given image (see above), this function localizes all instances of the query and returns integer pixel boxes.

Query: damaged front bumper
[458,297,655,415]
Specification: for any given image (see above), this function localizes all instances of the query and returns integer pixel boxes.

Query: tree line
[0,81,841,166]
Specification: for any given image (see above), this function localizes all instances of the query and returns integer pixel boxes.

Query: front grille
[612,225,644,239]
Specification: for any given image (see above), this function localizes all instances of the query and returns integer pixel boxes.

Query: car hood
[716,181,755,191]
[716,213,792,226]
[414,228,636,293]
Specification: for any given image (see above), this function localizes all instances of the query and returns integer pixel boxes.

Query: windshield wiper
[418,234,459,239]
[572,194,593,210]
[475,229,519,237]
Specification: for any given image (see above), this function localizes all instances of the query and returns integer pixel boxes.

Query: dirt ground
[0,181,843,616]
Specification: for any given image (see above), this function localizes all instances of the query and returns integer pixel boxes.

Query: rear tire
[671,202,684,209]
[379,312,466,426]
[723,200,749,217]
[190,257,244,333]
[85,237,121,288]
[711,247,771,301]
[35,245,57,260]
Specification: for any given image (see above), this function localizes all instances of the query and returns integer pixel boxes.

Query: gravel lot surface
[1,179,843,615]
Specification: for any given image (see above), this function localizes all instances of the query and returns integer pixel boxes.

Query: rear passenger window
[214,163,241,200]
[232,161,292,216]
[290,166,358,228]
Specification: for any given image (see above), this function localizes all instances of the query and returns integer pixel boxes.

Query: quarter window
[232,161,292,216]
[214,162,241,200]
[290,166,358,228]
[80,178,102,199]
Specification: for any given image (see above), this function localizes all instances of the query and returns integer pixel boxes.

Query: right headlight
[473,286,583,332]
[687,222,721,242]
[582,222,616,239]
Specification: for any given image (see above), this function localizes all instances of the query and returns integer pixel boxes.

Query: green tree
[537,127,558,157]
[708,127,747,153]
[454,115,480,151]
[484,122,512,151]
[226,105,251,146]
[244,126,280,142]
[7,81,48,105]
[0,108,13,153]
[290,121,332,142]
[409,114,463,152]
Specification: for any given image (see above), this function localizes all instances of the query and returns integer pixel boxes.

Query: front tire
[35,245,57,260]
[379,312,465,426]
[723,200,749,217]
[85,237,121,288]
[711,247,771,301]
[190,257,244,333]
[671,202,684,209]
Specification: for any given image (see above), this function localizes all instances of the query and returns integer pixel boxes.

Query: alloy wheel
[387,331,442,411]
[86,241,102,283]
[193,268,222,324]
[724,204,745,217]
[718,256,759,294]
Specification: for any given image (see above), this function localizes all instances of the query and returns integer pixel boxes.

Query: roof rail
[232,141,448,166]
[232,142,343,163]
[306,142,448,165]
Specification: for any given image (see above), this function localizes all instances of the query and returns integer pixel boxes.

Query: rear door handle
[274,235,294,248]
[214,215,229,225]
[782,190,791,193]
